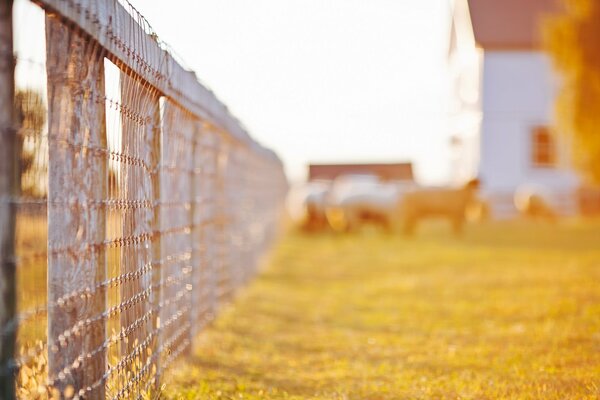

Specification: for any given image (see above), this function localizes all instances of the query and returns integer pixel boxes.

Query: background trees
[545,0,600,183]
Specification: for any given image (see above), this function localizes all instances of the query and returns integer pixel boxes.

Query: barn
[308,162,414,182]
[447,0,581,217]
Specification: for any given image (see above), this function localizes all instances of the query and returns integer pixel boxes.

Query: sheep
[400,179,480,236]
[327,182,413,232]
[304,190,329,230]
[327,191,396,232]
[288,181,330,231]
[514,185,557,222]
[466,195,492,223]
[322,175,406,232]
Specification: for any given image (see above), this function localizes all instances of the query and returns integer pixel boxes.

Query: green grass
[165,220,600,399]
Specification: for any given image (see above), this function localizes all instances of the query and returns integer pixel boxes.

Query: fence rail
[0,0,287,398]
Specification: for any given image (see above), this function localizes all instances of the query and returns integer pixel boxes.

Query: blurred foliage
[544,0,600,183]
[14,89,47,197]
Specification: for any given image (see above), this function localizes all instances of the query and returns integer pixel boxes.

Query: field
[165,220,600,399]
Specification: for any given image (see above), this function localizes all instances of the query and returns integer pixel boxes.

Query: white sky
[130,1,452,183]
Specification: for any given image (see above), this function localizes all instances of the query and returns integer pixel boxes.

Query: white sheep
[514,185,557,222]
[287,181,330,231]
[325,175,413,232]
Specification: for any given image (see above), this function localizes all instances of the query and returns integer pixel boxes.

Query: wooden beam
[0,0,17,398]
[46,15,107,399]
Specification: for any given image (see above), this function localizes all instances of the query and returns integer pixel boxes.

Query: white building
[448,0,580,217]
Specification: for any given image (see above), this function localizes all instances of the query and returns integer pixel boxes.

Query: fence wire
[0,0,287,398]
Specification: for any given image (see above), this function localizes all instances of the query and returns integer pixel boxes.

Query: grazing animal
[514,186,557,222]
[329,190,399,232]
[466,196,491,223]
[400,179,480,235]
[327,184,408,232]
[304,194,328,230]
[325,174,412,232]
[287,181,330,232]
[300,182,330,231]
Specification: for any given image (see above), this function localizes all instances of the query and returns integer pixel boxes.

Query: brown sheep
[400,179,480,236]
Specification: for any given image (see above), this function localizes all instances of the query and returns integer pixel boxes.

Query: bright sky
[131,0,452,184]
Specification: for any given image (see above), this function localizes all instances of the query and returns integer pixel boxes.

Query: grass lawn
[165,220,600,399]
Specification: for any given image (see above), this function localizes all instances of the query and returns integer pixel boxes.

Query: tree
[544,0,600,183]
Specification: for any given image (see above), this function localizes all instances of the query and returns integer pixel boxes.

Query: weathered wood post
[157,101,195,366]
[206,131,219,319]
[46,16,107,398]
[198,125,219,324]
[149,92,162,390]
[0,1,17,398]
[215,137,231,304]
[230,145,244,291]
[119,74,160,375]
[190,122,201,340]
[191,122,217,334]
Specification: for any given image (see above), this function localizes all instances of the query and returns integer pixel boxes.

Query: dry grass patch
[165,220,600,399]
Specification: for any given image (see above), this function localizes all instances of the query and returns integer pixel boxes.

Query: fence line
[1,1,18,399]
[0,0,287,398]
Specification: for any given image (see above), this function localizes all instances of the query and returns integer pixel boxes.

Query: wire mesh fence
[0,0,287,398]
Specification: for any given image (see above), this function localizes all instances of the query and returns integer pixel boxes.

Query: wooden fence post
[118,73,160,381]
[215,138,231,304]
[191,123,217,334]
[150,94,162,390]
[200,127,219,323]
[46,16,107,398]
[0,0,17,398]
[190,123,201,340]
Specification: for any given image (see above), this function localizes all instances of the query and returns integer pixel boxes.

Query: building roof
[467,0,561,50]
[308,163,414,182]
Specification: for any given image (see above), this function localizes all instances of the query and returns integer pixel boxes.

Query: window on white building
[531,126,556,168]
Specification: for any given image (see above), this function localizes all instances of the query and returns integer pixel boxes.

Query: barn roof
[466,0,561,50]
[308,163,414,182]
